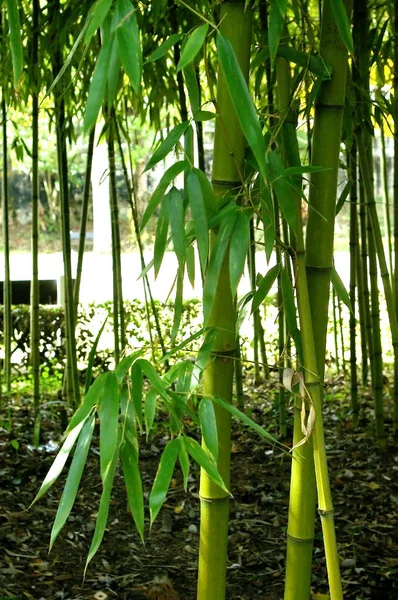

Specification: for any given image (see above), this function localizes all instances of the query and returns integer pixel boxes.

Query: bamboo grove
[1,0,397,598]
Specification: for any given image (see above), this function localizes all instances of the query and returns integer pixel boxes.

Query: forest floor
[1,373,398,600]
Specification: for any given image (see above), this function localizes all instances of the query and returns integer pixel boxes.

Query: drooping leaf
[331,266,353,314]
[31,418,88,505]
[116,0,142,93]
[276,45,331,79]
[268,151,297,234]
[114,349,142,383]
[187,171,209,274]
[149,438,180,524]
[183,63,200,114]
[186,244,195,287]
[85,439,119,572]
[370,19,389,67]
[260,179,275,261]
[84,36,113,133]
[191,328,217,389]
[137,359,167,397]
[252,264,280,314]
[98,372,120,482]
[120,384,137,447]
[161,328,205,363]
[282,165,328,176]
[281,267,303,363]
[177,24,208,72]
[171,266,184,345]
[131,361,143,429]
[107,35,121,107]
[144,388,157,435]
[194,168,217,218]
[329,0,354,54]
[146,33,184,63]
[50,414,95,550]
[66,374,106,434]
[6,0,23,89]
[141,161,188,230]
[144,122,190,173]
[120,440,144,540]
[154,197,169,277]
[179,438,190,492]
[229,212,250,297]
[198,398,218,462]
[183,436,229,494]
[269,0,286,66]
[194,110,216,121]
[167,186,185,267]
[84,0,113,44]
[85,317,108,394]
[216,33,268,184]
[335,181,351,216]
[203,213,237,325]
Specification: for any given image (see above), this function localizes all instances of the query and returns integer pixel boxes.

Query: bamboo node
[199,493,230,504]
[318,508,335,517]
[286,533,314,544]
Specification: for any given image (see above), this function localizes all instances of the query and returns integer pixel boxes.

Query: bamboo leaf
[31,418,89,505]
[212,396,284,447]
[98,373,120,481]
[186,244,195,287]
[203,213,237,325]
[194,168,217,219]
[183,63,200,114]
[146,33,184,63]
[84,0,113,44]
[268,151,297,234]
[229,212,250,297]
[198,398,218,462]
[177,24,208,72]
[335,181,351,216]
[281,267,303,363]
[66,374,106,434]
[154,197,169,277]
[145,388,157,435]
[131,361,143,429]
[187,171,209,274]
[370,19,389,67]
[329,0,354,54]
[120,384,137,447]
[120,440,144,540]
[50,414,95,550]
[252,264,280,314]
[85,317,108,394]
[116,0,141,93]
[276,45,331,79]
[6,0,23,89]
[149,438,180,524]
[282,165,328,176]
[216,34,268,184]
[84,36,113,133]
[171,266,184,345]
[194,110,216,121]
[183,436,229,494]
[191,328,217,389]
[179,438,190,492]
[137,359,167,396]
[331,266,353,314]
[85,441,119,572]
[161,328,205,363]
[167,186,185,267]
[260,180,275,261]
[107,35,121,107]
[114,349,142,383]
[144,122,190,173]
[141,161,188,230]
[269,0,286,66]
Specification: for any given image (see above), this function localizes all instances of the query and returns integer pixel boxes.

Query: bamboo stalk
[2,90,11,393]
[197,4,252,599]
[348,143,359,416]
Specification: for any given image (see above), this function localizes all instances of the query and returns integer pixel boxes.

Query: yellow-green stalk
[197,3,252,599]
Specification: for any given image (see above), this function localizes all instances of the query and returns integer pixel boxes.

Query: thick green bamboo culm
[276,56,316,600]
[30,0,40,420]
[2,91,11,393]
[197,4,252,599]
[380,126,393,280]
[394,0,398,319]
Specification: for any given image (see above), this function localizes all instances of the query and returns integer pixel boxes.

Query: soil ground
[1,374,398,600]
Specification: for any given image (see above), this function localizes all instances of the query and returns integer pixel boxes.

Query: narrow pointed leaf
[98,372,120,481]
[146,33,184,63]
[252,264,280,314]
[84,36,113,133]
[144,122,189,173]
[141,161,187,229]
[330,0,354,54]
[191,327,217,390]
[167,186,185,267]
[177,24,208,72]
[179,438,190,492]
[85,444,119,572]
[85,317,108,394]
[183,436,229,494]
[131,361,143,429]
[198,398,218,462]
[194,168,217,218]
[149,438,180,524]
[154,198,169,277]
[171,266,184,345]
[260,180,275,261]
[269,0,285,66]
[31,418,88,505]
[145,388,157,435]
[120,440,144,540]
[84,0,113,44]
[229,212,250,296]
[217,33,267,184]
[50,414,95,550]
[203,213,237,325]
[114,349,142,383]
[186,244,195,287]
[116,0,141,93]
[161,327,205,363]
[335,180,351,216]
[183,63,200,114]
[331,266,353,314]
[268,151,297,234]
[66,374,106,434]
[281,267,303,362]
[137,359,167,396]
[6,0,23,88]
[107,35,121,107]
[187,171,209,274]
